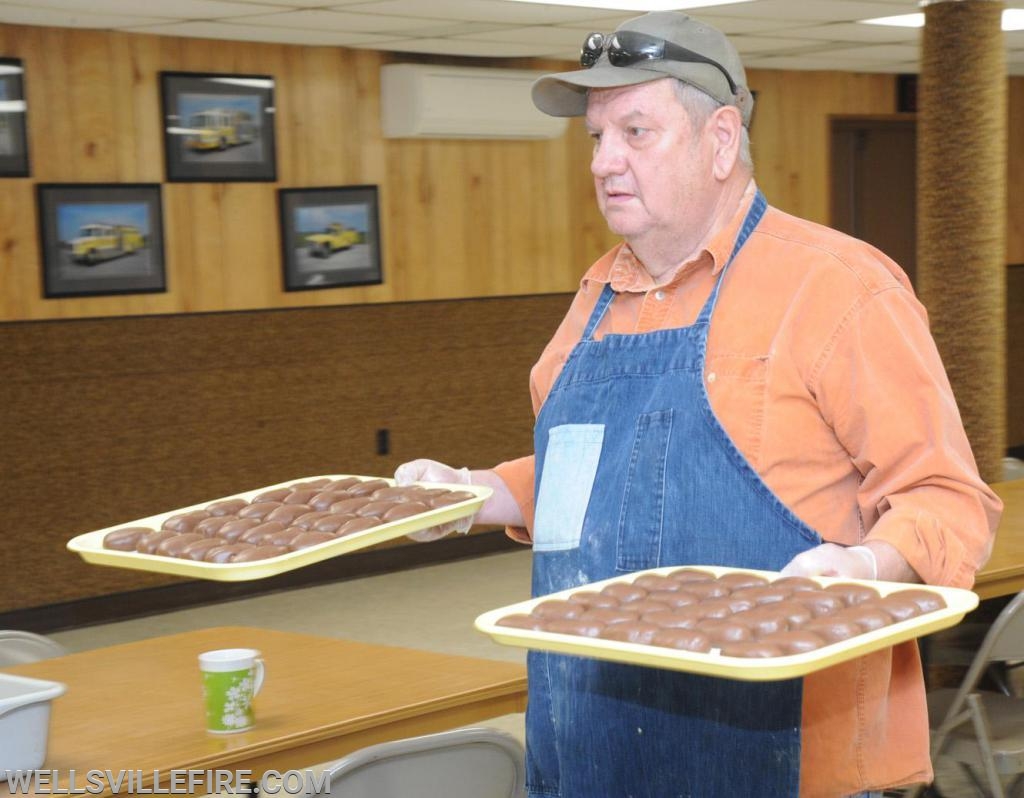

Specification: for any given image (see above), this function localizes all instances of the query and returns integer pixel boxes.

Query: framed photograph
[0,58,29,177]
[37,183,166,298]
[278,185,383,291]
[160,71,276,182]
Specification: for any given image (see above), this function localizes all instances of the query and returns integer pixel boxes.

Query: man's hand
[394,459,474,541]
[781,540,921,583]
[780,543,877,580]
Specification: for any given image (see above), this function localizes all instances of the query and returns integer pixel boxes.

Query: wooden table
[974,480,1024,599]
[1,627,526,794]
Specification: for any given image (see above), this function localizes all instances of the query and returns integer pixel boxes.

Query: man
[396,11,1001,797]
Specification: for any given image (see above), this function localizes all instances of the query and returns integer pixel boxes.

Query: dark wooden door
[831,116,917,285]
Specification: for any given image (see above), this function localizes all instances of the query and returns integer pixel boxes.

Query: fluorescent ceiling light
[862,9,1024,31]
[500,0,754,10]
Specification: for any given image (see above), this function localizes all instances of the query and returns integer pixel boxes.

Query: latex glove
[779,542,878,580]
[394,458,475,541]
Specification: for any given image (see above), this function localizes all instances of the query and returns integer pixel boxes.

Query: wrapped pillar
[916,0,1007,483]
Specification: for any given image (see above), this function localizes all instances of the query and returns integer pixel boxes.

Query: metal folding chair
[913,590,1024,798]
[0,630,67,667]
[311,727,526,798]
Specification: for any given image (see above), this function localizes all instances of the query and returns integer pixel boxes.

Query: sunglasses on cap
[580,30,738,97]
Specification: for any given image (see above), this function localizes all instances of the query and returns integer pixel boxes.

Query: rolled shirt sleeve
[813,284,1001,588]
[492,455,536,544]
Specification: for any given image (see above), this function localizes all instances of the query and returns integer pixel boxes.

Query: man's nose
[591,136,626,177]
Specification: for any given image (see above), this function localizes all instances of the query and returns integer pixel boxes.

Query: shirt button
[707,372,717,383]
[654,290,666,301]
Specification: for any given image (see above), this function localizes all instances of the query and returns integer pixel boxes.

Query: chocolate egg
[230,545,289,562]
[266,504,314,525]
[161,511,211,533]
[237,501,283,520]
[544,618,605,638]
[666,568,716,584]
[756,630,828,654]
[496,613,546,631]
[313,514,358,534]
[650,629,712,652]
[288,531,336,550]
[337,517,382,536]
[194,515,236,537]
[136,530,181,554]
[103,526,153,551]
[601,583,648,603]
[250,488,292,503]
[720,642,784,658]
[329,497,372,514]
[598,622,661,644]
[824,582,881,606]
[217,517,263,542]
[889,589,946,614]
[532,600,583,620]
[203,544,252,563]
[205,498,249,517]
[345,479,390,497]
[381,501,430,521]
[155,533,205,557]
[181,537,230,561]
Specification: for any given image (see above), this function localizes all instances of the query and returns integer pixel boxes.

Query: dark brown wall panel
[0,294,571,613]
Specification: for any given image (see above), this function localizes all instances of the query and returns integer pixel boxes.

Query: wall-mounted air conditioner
[380,63,568,140]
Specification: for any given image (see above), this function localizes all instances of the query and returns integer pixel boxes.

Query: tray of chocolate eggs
[67,475,491,581]
[474,565,978,680]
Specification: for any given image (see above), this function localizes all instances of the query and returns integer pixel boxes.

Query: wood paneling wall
[6,23,1008,323]
[0,294,570,614]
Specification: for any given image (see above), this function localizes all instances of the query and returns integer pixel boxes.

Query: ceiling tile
[440,23,587,47]
[366,35,559,57]
[225,9,497,33]
[680,14,828,36]
[123,19,399,46]
[0,0,291,16]
[702,0,920,22]
[336,0,619,25]
[743,54,913,73]
[0,4,169,28]
[775,21,920,43]
[728,34,835,54]
[813,43,920,62]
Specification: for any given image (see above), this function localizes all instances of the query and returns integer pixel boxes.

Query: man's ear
[708,105,743,180]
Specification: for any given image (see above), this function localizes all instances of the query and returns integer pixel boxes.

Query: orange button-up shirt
[492,183,1002,796]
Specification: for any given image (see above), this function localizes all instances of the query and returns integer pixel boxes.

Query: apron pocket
[616,408,673,572]
[534,423,605,552]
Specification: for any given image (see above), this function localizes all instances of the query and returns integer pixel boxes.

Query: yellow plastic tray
[67,474,491,582]
[474,565,979,681]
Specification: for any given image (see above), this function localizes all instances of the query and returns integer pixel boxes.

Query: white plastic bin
[0,673,66,779]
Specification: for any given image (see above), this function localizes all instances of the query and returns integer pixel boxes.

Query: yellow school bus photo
[185,108,256,151]
[70,223,144,265]
[306,222,361,258]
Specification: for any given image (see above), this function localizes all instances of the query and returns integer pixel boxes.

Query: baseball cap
[532,11,753,126]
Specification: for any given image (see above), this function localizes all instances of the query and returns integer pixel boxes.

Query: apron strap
[582,283,617,342]
[695,190,768,326]
[580,191,769,340]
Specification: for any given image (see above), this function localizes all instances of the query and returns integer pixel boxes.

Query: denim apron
[527,193,822,798]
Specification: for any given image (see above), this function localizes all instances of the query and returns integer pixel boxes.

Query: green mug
[198,648,266,734]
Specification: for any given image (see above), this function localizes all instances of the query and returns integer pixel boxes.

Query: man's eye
[628,127,646,137]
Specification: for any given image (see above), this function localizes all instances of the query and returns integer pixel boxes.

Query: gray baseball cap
[532,11,753,126]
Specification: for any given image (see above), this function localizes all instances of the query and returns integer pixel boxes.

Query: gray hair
[672,80,753,171]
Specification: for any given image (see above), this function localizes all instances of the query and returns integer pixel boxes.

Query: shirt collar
[580,180,759,294]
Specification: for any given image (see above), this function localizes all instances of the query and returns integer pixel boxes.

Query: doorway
[830,115,917,285]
